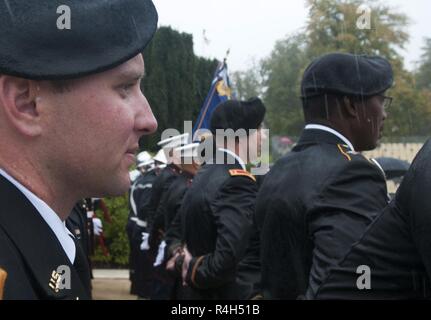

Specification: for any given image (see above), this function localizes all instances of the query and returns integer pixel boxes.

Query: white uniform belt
[130,217,138,222]
[136,219,147,227]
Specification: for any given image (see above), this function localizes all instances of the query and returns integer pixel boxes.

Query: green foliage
[409,38,431,136]
[261,34,309,135]
[92,195,130,267]
[305,0,409,60]
[231,60,263,100]
[416,38,431,90]
[139,26,218,152]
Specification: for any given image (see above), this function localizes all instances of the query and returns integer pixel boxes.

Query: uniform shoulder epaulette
[337,144,374,164]
[337,144,365,161]
[337,144,353,161]
[228,169,256,182]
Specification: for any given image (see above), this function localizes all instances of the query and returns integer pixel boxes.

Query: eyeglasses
[379,95,393,109]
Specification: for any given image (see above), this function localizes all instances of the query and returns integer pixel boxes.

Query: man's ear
[0,76,41,136]
[342,96,359,119]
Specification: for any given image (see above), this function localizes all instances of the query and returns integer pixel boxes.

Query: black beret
[301,52,393,98]
[0,0,158,80]
[210,98,266,134]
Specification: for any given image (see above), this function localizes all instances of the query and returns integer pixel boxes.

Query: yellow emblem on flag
[216,80,231,98]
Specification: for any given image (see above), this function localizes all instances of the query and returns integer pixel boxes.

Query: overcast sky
[152,0,431,72]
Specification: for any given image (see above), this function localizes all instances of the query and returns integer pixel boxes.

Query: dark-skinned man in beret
[0,0,158,300]
[255,52,393,299]
[179,98,267,300]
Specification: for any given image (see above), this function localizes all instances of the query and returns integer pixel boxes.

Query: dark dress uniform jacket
[66,203,92,297]
[0,175,90,300]
[255,128,388,299]
[162,171,194,258]
[152,171,194,300]
[142,164,180,246]
[128,170,159,297]
[181,149,258,300]
[126,170,156,296]
[129,170,157,248]
[159,171,193,234]
[313,139,431,299]
[67,202,91,261]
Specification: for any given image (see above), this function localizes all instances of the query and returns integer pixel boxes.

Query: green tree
[140,27,218,151]
[92,195,130,266]
[414,38,431,134]
[231,60,263,101]
[416,38,431,90]
[305,0,409,60]
[261,34,308,135]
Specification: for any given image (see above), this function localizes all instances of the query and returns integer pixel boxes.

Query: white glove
[92,217,103,236]
[153,241,167,267]
[140,232,150,251]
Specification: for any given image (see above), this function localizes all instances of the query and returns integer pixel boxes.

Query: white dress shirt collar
[0,169,76,264]
[305,124,355,151]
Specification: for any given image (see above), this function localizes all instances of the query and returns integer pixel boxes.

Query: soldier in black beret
[209,98,267,134]
[0,0,158,299]
[255,52,393,299]
[178,97,266,299]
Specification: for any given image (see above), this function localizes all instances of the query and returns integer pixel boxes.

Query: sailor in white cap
[153,149,168,169]
[129,151,154,183]
[152,142,201,299]
[127,150,156,296]
[132,134,186,298]
[132,134,187,298]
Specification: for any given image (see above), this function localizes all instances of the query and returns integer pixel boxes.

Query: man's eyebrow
[116,70,145,81]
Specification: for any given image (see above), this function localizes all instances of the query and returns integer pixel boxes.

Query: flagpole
[224,49,230,64]
[192,53,232,139]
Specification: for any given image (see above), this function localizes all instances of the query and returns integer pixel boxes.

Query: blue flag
[193,61,232,140]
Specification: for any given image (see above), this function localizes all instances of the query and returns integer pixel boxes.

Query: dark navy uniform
[164,171,196,261]
[66,202,93,297]
[151,171,194,299]
[159,172,192,232]
[181,149,258,299]
[144,164,181,249]
[133,164,180,298]
[255,128,388,299]
[0,175,90,300]
[126,170,156,296]
[313,140,431,299]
